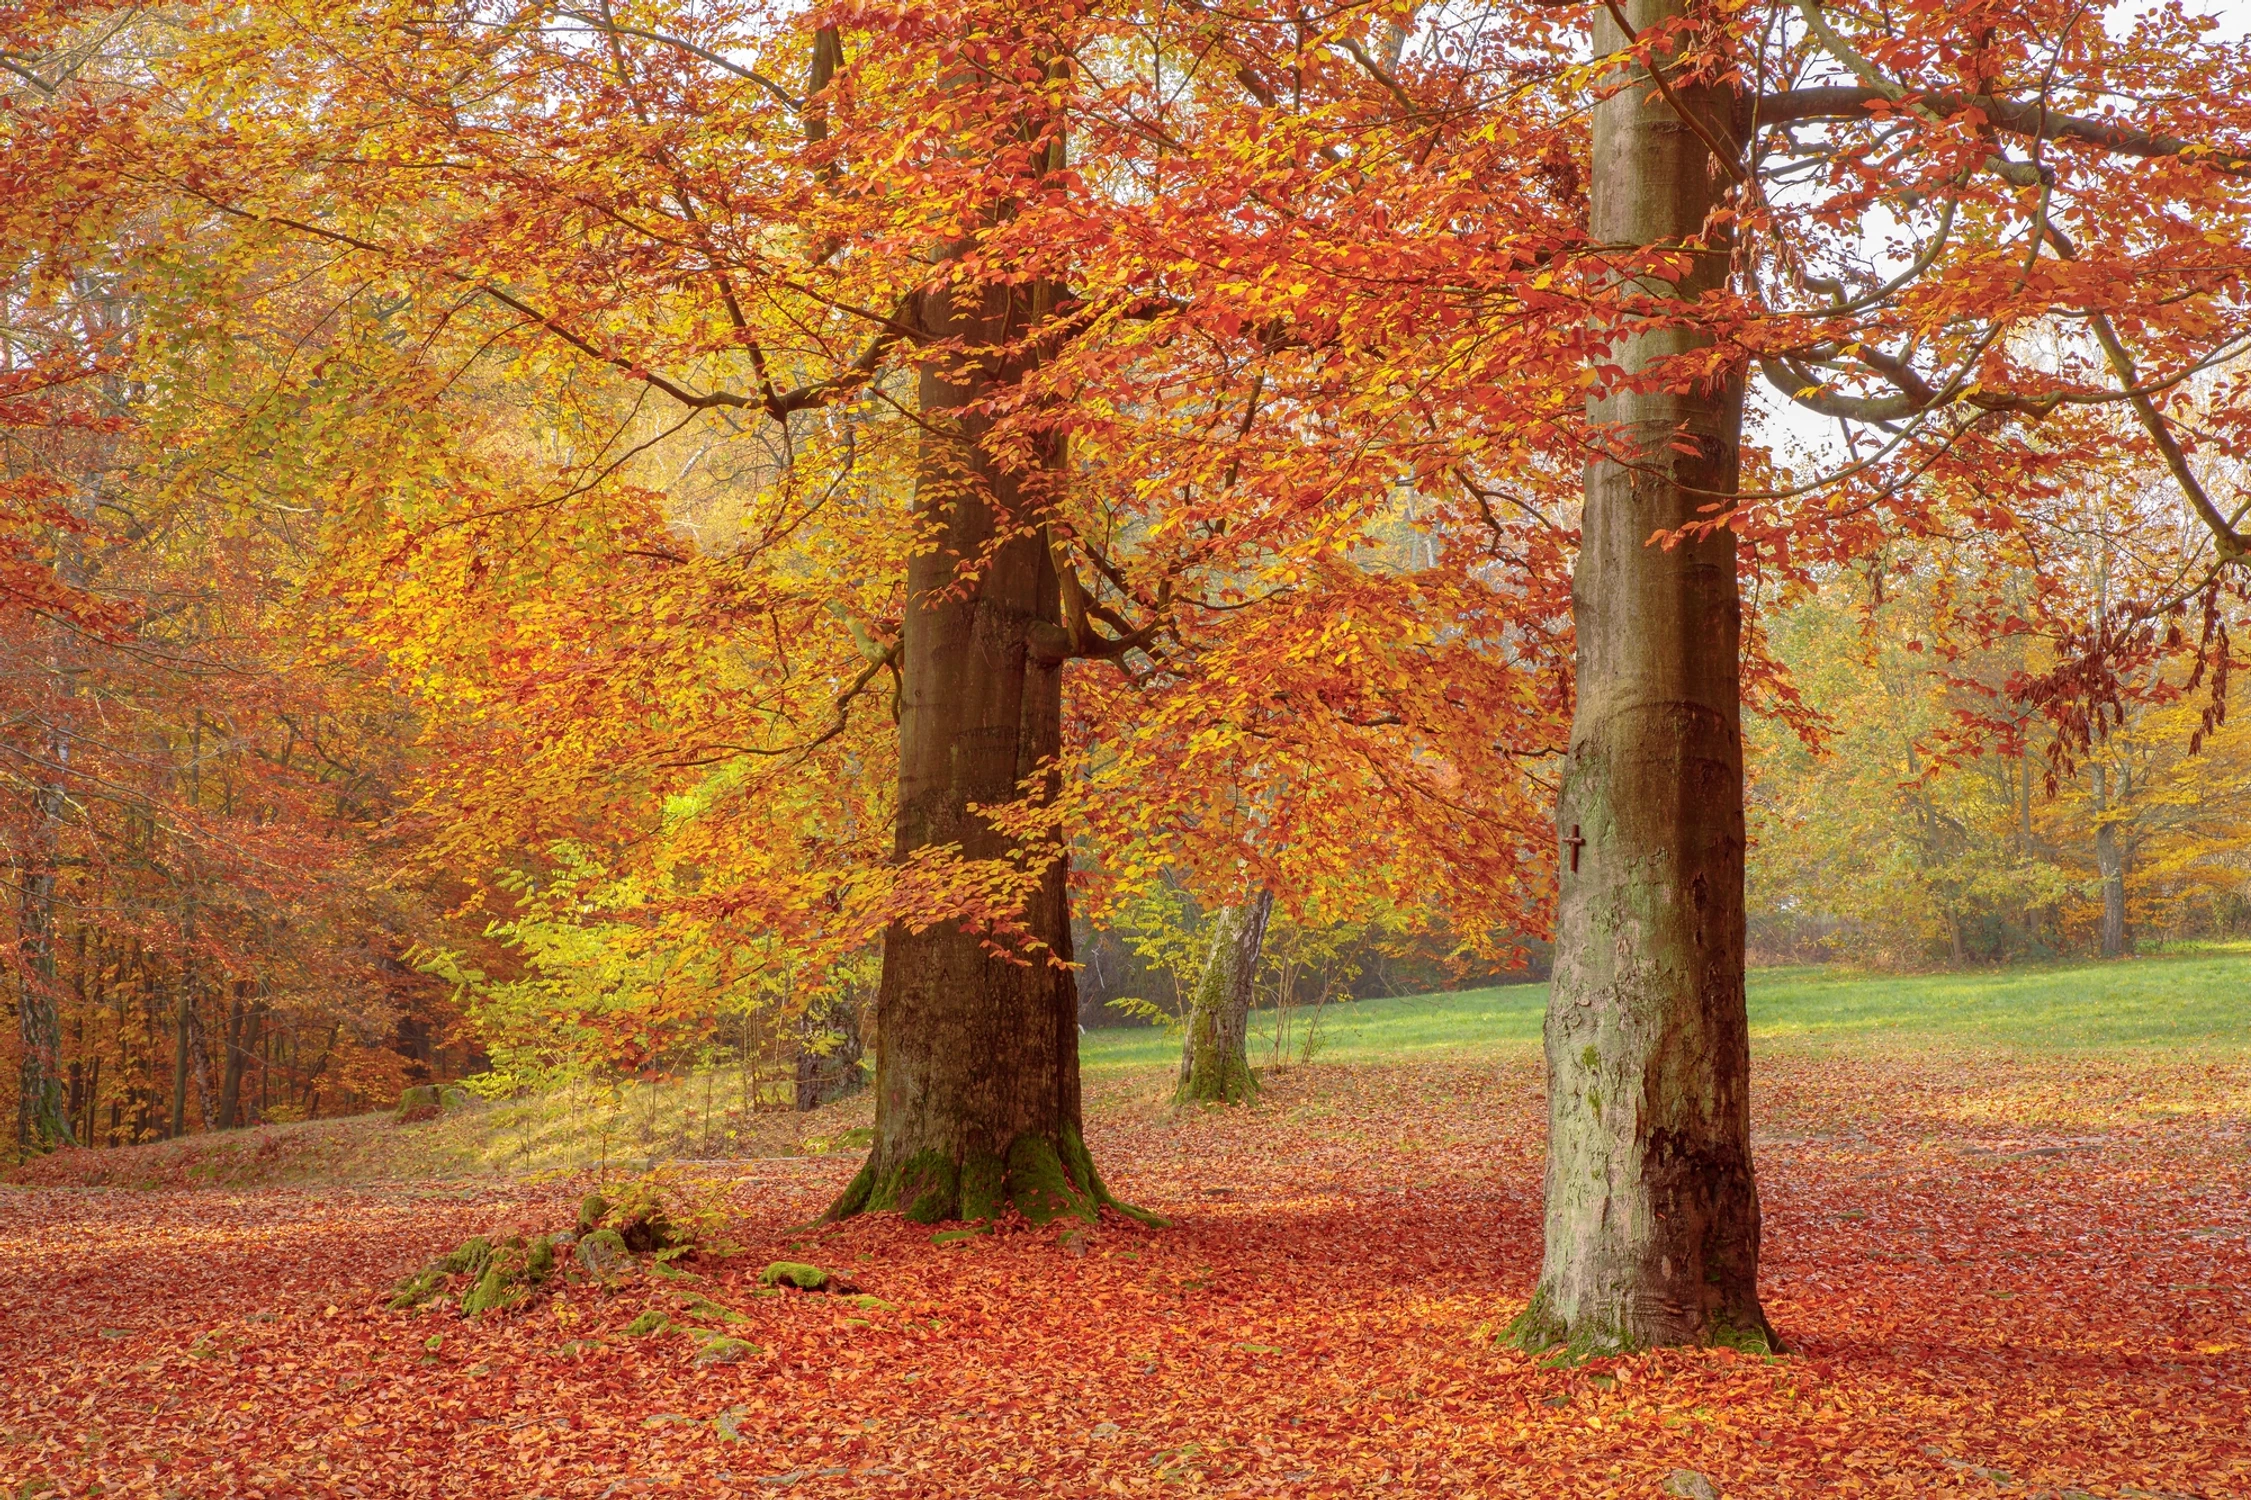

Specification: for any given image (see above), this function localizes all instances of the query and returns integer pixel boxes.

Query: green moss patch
[389,1233,560,1317]
[759,1261,839,1291]
[575,1227,633,1284]
[690,1335,758,1366]
[677,1293,748,1325]
[1007,1134,1097,1226]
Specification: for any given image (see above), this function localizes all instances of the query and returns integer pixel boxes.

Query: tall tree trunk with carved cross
[1510,0,1777,1356]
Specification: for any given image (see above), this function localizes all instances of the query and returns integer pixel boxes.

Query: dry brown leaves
[3,1050,2246,1498]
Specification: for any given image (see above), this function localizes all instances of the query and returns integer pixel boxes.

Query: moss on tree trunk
[1176,889,1273,1106]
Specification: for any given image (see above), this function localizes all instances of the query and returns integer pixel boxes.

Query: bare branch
[1759,84,2250,172]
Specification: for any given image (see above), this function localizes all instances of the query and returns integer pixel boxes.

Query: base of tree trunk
[1173,1056,1259,1107]
[1504,1281,1781,1363]
[824,1126,1163,1228]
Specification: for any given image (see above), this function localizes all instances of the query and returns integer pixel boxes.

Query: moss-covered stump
[393,1083,479,1125]
[394,1085,443,1125]
[388,1234,560,1316]
[391,1181,718,1320]
[825,1127,1165,1229]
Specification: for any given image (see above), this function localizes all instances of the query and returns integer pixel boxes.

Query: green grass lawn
[1080,945,2251,1072]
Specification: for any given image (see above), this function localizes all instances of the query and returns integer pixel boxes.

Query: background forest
[10,311,2243,1150]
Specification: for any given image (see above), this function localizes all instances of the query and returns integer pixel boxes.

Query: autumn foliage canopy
[2,0,2248,1162]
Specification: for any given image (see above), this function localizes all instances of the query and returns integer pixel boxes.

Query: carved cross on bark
[1563,823,1585,874]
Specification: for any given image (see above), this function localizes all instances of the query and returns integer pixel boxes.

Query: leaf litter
[1,1049,2245,1497]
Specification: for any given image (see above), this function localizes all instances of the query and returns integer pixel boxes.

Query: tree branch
[1759,84,2250,172]
[553,6,802,108]
[2088,314,2247,561]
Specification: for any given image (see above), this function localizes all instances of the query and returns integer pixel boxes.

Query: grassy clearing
[1082,945,2251,1072]
[15,948,2240,1190]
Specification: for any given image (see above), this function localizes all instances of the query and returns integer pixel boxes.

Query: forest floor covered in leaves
[4,1039,2248,1499]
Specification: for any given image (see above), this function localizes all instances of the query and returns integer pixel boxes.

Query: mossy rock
[438,1236,494,1277]
[461,1263,526,1317]
[394,1085,444,1125]
[691,1335,757,1366]
[576,1194,609,1236]
[576,1228,634,1284]
[758,1261,835,1292]
[624,1310,671,1337]
[389,1233,556,1318]
[677,1294,748,1326]
[386,1263,452,1311]
[387,1235,491,1311]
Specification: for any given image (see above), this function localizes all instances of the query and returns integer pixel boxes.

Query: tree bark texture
[829,276,1137,1228]
[1177,889,1274,1105]
[1514,0,1776,1357]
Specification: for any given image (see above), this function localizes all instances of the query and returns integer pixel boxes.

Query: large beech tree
[120,0,1555,1221]
[1504,0,2251,1352]
[1515,0,1773,1355]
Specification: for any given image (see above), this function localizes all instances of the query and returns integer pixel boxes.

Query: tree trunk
[1511,0,1775,1357]
[81,1054,99,1150]
[794,989,865,1112]
[16,744,73,1152]
[2094,764,2127,957]
[187,995,218,1134]
[217,986,252,1129]
[828,272,1137,1228]
[169,978,192,1139]
[1177,888,1274,1105]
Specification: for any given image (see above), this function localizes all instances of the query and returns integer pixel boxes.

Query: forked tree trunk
[217,986,254,1129]
[1177,888,1274,1105]
[827,276,1138,1228]
[1511,0,1776,1356]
